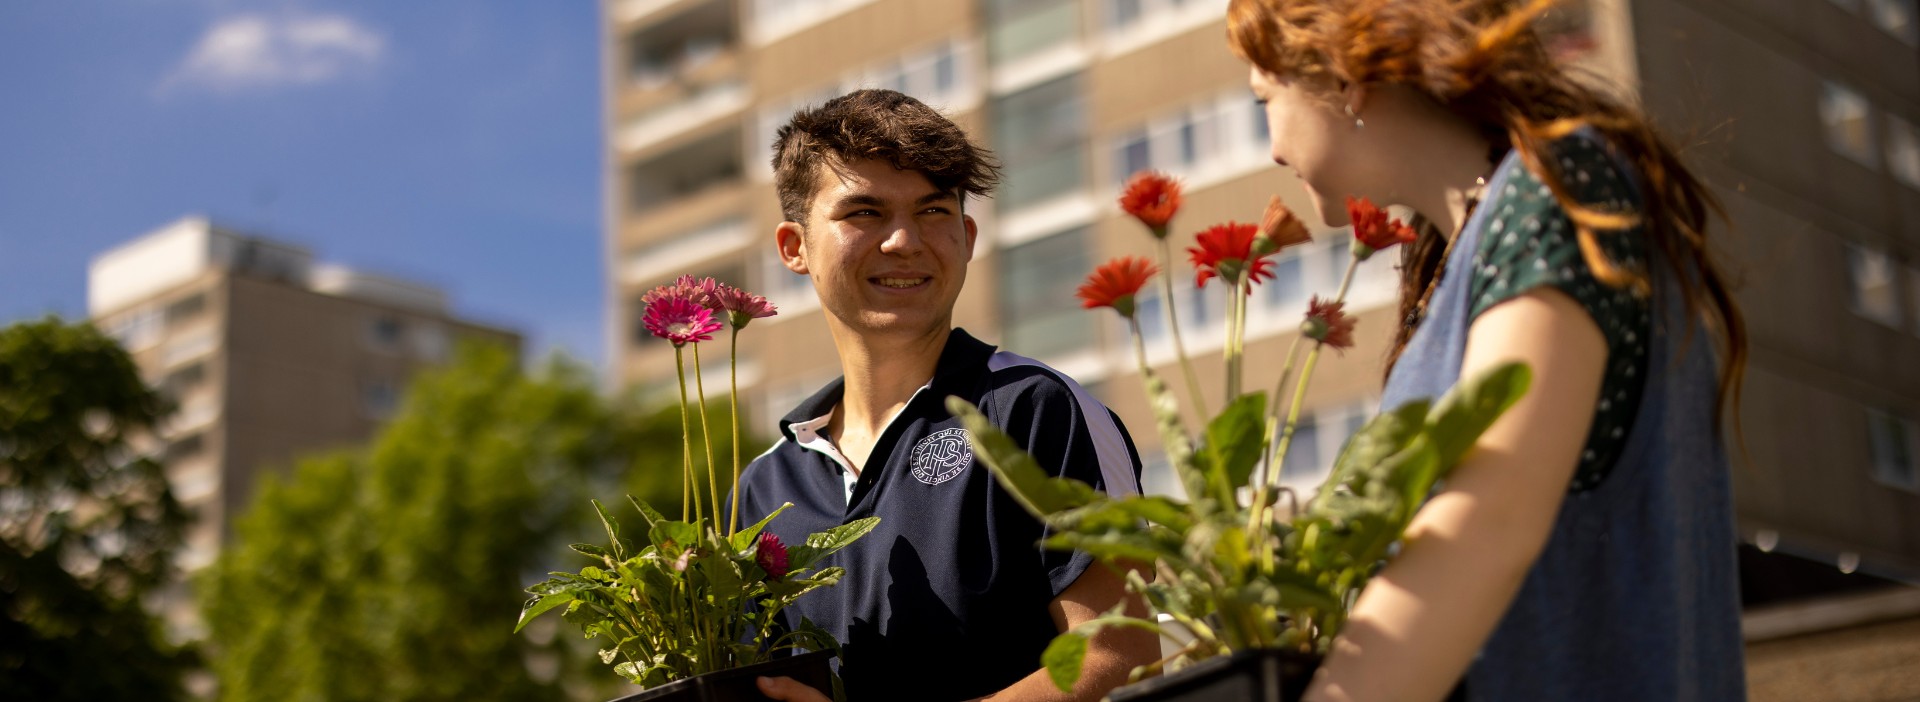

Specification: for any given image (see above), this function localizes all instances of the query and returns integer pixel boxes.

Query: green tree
[0,318,193,701]
[202,342,752,701]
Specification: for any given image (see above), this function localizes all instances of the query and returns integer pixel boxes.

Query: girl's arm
[1305,287,1609,702]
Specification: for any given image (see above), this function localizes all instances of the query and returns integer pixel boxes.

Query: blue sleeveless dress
[1378,137,1747,701]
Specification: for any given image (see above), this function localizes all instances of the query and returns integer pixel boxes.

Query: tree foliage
[0,317,193,701]
[200,342,753,701]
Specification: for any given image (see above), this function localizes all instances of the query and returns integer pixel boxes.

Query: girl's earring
[1345,104,1364,129]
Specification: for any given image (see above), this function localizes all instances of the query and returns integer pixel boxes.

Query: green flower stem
[728,327,742,536]
[693,343,720,529]
[1247,253,1360,547]
[1224,271,1246,401]
[1249,342,1326,558]
[676,347,699,524]
[1128,315,1203,501]
[1158,238,1210,419]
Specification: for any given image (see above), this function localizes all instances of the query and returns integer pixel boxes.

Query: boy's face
[777,157,977,344]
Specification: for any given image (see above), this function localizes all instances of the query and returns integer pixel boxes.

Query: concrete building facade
[88,216,521,639]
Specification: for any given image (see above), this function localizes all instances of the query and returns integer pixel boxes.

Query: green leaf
[648,520,697,555]
[571,543,611,561]
[593,499,625,561]
[1384,436,1443,517]
[515,577,599,632]
[1043,531,1167,564]
[1202,392,1267,500]
[730,501,792,552]
[696,550,743,599]
[945,397,1101,519]
[785,517,880,572]
[1318,398,1430,505]
[1040,632,1088,693]
[1425,362,1532,466]
[628,495,669,529]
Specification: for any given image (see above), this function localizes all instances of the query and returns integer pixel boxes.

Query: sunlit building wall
[88,216,521,641]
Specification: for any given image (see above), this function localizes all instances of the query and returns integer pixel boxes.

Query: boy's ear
[775,221,809,275]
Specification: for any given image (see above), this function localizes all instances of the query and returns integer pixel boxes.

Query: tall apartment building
[88,216,521,639]
[1622,0,1920,693]
[605,0,1919,691]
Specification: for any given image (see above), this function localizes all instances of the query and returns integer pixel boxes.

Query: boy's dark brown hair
[771,89,1000,223]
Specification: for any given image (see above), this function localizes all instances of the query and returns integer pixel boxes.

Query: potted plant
[517,277,879,702]
[945,174,1530,701]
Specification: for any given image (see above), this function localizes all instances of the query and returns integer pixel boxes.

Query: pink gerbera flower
[643,296,723,346]
[706,282,779,329]
[755,532,790,579]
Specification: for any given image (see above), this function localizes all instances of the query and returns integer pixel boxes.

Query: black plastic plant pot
[606,650,836,702]
[1108,649,1320,702]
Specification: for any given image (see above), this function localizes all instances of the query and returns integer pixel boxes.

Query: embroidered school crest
[910,427,973,485]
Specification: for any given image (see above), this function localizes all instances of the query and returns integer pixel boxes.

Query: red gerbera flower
[1118,171,1183,237]
[755,532,790,580]
[1347,196,1416,258]
[642,296,723,346]
[1301,296,1357,351]
[1187,222,1275,293]
[1076,256,1159,318]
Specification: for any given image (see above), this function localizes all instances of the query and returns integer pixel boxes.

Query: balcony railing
[618,79,748,155]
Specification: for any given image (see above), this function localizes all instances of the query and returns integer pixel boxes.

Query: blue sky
[0,1,606,369]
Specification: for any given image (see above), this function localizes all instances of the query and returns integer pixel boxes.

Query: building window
[1847,243,1904,327]
[1107,91,1269,187]
[163,293,206,326]
[993,73,1088,211]
[1886,114,1920,189]
[1114,131,1150,184]
[411,323,448,361]
[1106,0,1143,29]
[163,362,207,397]
[1868,0,1920,44]
[1262,252,1307,311]
[1866,407,1919,491]
[160,326,218,368]
[368,316,405,351]
[985,0,1079,64]
[163,432,205,463]
[1821,81,1877,167]
[1279,403,1372,490]
[105,306,164,353]
[363,379,400,419]
[1251,98,1270,143]
[999,227,1094,358]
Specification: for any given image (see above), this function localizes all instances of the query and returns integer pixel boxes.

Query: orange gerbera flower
[1255,194,1313,256]
[1188,222,1275,293]
[1076,256,1160,318]
[1119,171,1183,237]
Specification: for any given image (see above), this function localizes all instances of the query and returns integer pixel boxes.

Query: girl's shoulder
[1468,134,1649,323]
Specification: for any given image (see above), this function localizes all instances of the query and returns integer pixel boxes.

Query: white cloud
[161,12,384,94]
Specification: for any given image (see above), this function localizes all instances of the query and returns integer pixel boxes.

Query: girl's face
[1249,66,1361,227]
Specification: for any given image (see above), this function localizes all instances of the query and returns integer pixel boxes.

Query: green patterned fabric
[1466,138,1650,491]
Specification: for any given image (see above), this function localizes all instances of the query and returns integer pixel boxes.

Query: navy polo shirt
[730,328,1142,701]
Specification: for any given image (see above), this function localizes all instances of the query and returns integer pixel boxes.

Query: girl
[1229,0,1748,700]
